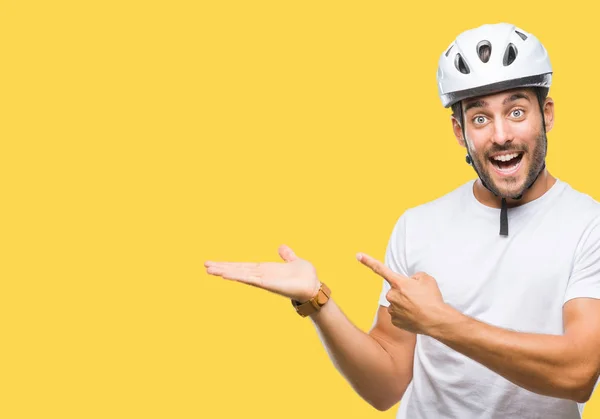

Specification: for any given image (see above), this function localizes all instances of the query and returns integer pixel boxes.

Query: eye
[473,115,487,125]
[511,109,524,118]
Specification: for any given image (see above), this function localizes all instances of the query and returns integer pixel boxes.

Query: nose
[492,118,514,145]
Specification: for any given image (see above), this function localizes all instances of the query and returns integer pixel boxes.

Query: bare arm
[428,298,600,403]
[310,300,415,411]
[204,245,415,411]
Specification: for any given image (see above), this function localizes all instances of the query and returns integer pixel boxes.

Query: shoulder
[550,180,600,253]
[386,180,474,243]
[401,180,473,224]
[555,180,600,222]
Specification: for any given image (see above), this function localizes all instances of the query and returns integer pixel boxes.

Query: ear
[451,115,466,147]
[543,97,554,133]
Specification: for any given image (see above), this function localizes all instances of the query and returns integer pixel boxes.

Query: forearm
[429,307,593,402]
[309,299,411,410]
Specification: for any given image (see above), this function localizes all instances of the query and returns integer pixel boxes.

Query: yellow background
[2,1,600,418]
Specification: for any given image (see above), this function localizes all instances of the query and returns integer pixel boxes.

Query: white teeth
[492,152,520,162]
[496,161,520,172]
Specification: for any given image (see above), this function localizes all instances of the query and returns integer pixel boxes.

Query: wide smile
[488,152,524,177]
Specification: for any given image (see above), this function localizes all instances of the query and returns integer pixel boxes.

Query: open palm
[204,244,321,302]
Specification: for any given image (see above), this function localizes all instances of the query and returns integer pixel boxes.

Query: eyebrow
[464,92,531,113]
[503,92,530,105]
[464,100,487,112]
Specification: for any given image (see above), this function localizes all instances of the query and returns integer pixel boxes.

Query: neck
[473,169,556,209]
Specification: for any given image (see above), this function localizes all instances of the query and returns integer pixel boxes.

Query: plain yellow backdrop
[2,0,600,418]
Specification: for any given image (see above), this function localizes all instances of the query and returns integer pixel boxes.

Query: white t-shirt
[379,178,600,419]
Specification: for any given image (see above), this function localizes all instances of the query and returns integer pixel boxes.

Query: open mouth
[489,152,524,175]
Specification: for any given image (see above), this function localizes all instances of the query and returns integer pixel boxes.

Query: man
[204,23,600,418]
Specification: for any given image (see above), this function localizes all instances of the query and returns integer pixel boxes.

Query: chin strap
[500,198,509,236]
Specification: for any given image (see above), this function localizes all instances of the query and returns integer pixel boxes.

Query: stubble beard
[468,130,547,199]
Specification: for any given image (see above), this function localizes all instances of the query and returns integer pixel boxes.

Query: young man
[205,23,600,418]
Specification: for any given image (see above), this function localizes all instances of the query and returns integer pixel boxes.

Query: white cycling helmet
[437,23,552,108]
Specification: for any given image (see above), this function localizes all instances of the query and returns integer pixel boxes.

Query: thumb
[278,244,298,263]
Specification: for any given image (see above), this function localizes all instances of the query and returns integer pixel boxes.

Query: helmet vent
[515,30,528,40]
[477,41,491,63]
[445,44,454,57]
[503,43,518,66]
[455,53,470,74]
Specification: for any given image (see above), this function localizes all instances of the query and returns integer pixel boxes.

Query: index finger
[356,252,408,287]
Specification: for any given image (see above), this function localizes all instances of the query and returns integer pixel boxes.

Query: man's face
[459,88,549,199]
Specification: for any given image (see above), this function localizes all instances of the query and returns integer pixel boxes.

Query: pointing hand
[356,252,451,334]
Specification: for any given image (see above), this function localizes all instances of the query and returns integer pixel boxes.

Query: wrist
[308,294,333,319]
[296,280,322,304]
[291,282,331,318]
[424,303,464,338]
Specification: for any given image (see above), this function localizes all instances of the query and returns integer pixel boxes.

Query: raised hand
[204,244,321,303]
